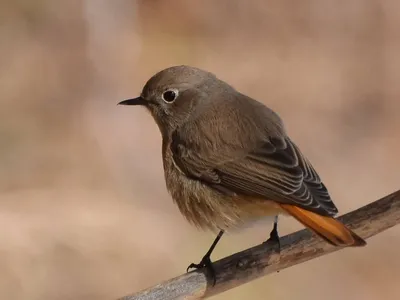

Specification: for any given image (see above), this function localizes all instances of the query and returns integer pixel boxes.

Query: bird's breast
[162,141,283,232]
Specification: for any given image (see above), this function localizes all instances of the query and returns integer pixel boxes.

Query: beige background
[1,1,399,299]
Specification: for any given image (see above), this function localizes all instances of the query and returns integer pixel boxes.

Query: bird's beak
[118,97,147,106]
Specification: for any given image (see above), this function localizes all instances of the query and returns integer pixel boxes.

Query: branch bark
[118,189,400,300]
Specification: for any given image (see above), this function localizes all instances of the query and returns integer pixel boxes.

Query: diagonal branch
[118,189,400,300]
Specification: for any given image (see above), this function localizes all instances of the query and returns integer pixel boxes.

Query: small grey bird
[118,65,366,282]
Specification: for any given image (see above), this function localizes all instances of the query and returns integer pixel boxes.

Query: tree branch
[118,189,400,300]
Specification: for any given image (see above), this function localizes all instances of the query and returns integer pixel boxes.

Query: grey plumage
[119,65,365,249]
[123,65,337,230]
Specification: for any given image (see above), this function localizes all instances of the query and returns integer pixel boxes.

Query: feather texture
[171,129,338,217]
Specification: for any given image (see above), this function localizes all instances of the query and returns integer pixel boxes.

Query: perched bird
[118,65,366,282]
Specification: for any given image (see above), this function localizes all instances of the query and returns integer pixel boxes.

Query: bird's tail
[280,204,366,247]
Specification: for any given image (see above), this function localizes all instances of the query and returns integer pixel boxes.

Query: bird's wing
[171,132,338,216]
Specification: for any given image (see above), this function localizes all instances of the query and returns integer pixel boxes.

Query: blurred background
[1,0,399,299]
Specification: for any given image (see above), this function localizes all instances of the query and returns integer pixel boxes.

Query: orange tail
[280,204,366,247]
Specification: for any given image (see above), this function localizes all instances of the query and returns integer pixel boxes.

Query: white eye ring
[162,88,179,103]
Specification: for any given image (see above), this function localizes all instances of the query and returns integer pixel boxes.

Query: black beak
[118,97,147,106]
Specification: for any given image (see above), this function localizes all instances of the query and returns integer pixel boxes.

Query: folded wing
[171,132,338,217]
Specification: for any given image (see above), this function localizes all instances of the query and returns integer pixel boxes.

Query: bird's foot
[187,254,216,286]
[264,224,281,252]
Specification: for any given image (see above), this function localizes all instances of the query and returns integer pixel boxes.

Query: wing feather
[171,131,338,216]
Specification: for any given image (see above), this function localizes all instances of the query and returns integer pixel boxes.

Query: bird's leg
[186,230,224,285]
[265,215,281,250]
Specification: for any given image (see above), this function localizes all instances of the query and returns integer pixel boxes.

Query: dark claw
[186,255,217,286]
[186,263,201,273]
[186,230,223,286]
[186,264,194,273]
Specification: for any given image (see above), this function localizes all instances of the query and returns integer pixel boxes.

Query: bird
[118,65,366,283]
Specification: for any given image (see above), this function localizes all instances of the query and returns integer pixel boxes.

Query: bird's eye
[162,89,178,103]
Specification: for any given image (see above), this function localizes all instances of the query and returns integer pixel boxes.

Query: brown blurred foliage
[0,1,399,299]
